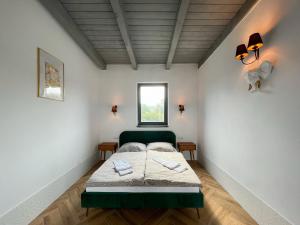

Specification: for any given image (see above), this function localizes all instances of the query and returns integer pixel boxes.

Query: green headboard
[119,131,176,147]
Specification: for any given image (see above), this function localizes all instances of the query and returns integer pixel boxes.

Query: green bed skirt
[81,191,204,208]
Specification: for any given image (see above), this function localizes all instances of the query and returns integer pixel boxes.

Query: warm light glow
[235,44,249,61]
[247,43,263,51]
[242,46,279,72]
[177,96,185,105]
[239,0,292,43]
[235,52,249,60]
[112,94,123,106]
[247,33,263,52]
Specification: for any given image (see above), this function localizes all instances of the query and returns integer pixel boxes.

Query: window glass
[137,83,168,126]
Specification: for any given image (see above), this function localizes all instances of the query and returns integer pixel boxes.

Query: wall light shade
[235,33,263,65]
[235,44,249,60]
[247,33,263,51]
[178,104,185,113]
[112,105,117,114]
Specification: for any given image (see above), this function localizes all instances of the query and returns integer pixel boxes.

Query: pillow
[147,142,176,152]
[118,142,147,152]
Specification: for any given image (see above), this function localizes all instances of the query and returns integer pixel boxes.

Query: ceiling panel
[63,3,113,11]
[60,0,130,64]
[188,4,242,13]
[57,0,253,66]
[121,0,180,64]
[173,1,244,64]
[128,25,175,31]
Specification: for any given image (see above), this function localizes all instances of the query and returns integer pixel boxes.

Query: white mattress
[86,186,200,193]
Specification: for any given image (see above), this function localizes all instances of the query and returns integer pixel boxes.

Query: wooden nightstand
[177,142,196,160]
[98,142,118,160]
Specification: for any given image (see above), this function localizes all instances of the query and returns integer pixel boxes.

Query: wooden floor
[30,161,258,225]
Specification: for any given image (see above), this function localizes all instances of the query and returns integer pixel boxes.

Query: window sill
[137,124,169,128]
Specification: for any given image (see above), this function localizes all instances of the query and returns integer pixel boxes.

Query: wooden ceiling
[39,0,258,69]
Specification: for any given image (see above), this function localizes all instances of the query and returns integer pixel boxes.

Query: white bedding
[86,152,146,187]
[86,150,201,192]
[145,150,201,187]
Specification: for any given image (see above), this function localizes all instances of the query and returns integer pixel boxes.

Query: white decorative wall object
[243,60,273,92]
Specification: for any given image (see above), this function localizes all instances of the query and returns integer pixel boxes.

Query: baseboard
[0,152,98,225]
[200,156,293,225]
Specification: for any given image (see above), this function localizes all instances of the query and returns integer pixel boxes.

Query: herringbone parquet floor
[30,161,258,225]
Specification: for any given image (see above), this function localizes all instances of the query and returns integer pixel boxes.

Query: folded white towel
[113,160,132,171]
[152,157,180,170]
[118,168,133,176]
[174,165,188,173]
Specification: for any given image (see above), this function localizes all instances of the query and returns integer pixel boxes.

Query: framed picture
[37,48,64,101]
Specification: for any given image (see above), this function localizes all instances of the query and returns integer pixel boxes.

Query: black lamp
[247,33,263,51]
[111,105,117,114]
[235,33,263,65]
[247,32,263,59]
[178,105,185,114]
[235,44,249,60]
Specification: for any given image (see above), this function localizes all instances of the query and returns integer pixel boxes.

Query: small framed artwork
[37,48,64,101]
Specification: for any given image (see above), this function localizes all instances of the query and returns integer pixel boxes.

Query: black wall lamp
[235,33,263,65]
[111,105,117,114]
[178,104,185,114]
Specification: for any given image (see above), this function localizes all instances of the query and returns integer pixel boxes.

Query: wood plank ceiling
[45,0,256,69]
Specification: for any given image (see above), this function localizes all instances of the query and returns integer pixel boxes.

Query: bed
[81,131,204,217]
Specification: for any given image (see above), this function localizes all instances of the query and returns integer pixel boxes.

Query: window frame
[137,83,168,127]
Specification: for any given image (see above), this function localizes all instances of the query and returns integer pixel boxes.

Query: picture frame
[37,48,64,101]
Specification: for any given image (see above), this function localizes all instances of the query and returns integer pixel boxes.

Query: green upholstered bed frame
[119,130,176,147]
[81,192,203,208]
[81,131,203,212]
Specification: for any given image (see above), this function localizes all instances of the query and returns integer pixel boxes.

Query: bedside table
[98,142,118,160]
[177,142,196,160]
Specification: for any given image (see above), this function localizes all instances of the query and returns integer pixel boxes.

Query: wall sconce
[235,33,263,65]
[178,105,185,114]
[111,105,117,114]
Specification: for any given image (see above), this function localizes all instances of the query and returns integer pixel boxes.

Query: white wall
[0,0,102,224]
[198,0,300,224]
[99,64,199,159]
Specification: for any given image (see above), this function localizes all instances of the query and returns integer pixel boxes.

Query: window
[137,83,168,127]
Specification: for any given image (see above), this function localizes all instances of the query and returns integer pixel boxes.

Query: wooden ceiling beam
[38,0,106,70]
[109,0,137,69]
[197,0,259,69]
[166,0,190,70]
